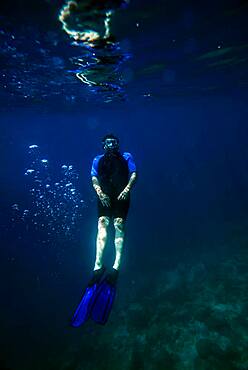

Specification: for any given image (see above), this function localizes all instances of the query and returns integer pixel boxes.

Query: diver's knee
[98,216,110,229]
[114,217,124,232]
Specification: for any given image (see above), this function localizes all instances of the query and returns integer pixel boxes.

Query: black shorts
[97,196,130,220]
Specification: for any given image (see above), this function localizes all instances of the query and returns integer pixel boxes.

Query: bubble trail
[11,145,86,243]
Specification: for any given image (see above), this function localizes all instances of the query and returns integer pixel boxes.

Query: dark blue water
[1,1,248,369]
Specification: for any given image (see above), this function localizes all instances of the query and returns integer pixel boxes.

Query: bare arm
[117,172,137,200]
[125,171,137,192]
[92,176,102,197]
[92,176,111,207]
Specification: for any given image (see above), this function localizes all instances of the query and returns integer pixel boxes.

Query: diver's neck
[105,150,120,156]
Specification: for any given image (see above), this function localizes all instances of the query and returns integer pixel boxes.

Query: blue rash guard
[91,152,136,178]
[91,152,136,198]
[91,152,136,219]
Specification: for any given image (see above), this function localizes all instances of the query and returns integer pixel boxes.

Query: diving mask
[103,138,119,151]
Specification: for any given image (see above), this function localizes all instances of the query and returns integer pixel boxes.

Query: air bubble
[11,145,86,242]
[26,169,35,174]
[29,145,39,149]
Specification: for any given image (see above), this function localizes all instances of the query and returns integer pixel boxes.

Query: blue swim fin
[71,283,99,327]
[91,279,116,325]
[71,267,105,328]
[91,269,118,325]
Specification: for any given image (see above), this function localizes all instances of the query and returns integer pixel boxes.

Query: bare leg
[94,216,110,270]
[113,217,125,270]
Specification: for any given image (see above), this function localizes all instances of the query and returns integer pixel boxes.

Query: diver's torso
[98,152,129,197]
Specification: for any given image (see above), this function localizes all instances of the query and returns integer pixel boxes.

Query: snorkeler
[71,134,137,326]
[91,134,137,276]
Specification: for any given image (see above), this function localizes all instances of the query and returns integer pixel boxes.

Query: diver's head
[102,134,120,153]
